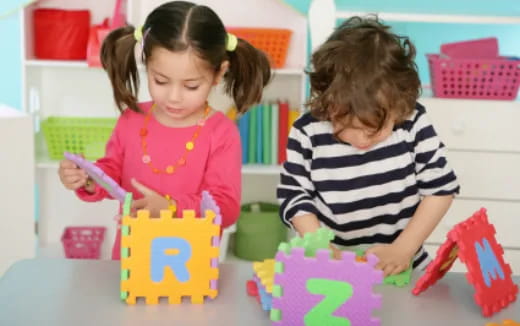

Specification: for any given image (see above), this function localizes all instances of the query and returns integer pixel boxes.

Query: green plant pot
[234,202,288,261]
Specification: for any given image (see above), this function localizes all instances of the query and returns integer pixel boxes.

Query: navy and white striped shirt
[277,103,460,269]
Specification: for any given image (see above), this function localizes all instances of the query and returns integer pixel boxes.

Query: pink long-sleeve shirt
[76,102,241,259]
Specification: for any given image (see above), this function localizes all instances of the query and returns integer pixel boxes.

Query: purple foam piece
[212,235,220,247]
[272,249,383,326]
[210,279,218,290]
[200,191,222,225]
[64,152,127,203]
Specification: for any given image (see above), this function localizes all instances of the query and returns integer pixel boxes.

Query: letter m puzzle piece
[120,192,221,304]
[413,208,518,317]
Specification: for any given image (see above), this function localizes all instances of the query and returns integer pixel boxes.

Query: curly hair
[307,16,421,132]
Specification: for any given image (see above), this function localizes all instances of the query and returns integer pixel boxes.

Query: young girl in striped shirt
[277,16,459,276]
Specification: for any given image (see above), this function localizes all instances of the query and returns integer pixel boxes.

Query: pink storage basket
[61,226,106,259]
[428,54,520,100]
[428,37,520,100]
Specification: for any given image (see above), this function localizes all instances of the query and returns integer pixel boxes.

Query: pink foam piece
[64,152,127,202]
[441,37,499,59]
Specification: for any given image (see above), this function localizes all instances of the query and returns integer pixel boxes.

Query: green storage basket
[41,117,116,160]
[234,202,287,261]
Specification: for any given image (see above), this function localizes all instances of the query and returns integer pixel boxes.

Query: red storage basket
[34,9,91,60]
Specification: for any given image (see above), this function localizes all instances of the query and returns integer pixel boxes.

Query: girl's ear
[213,60,229,85]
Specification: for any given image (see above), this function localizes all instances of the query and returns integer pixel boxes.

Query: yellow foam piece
[121,209,220,305]
[253,259,276,293]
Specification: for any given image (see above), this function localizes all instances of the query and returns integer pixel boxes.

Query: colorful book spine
[271,102,279,165]
[238,110,250,164]
[262,102,272,165]
[277,100,289,164]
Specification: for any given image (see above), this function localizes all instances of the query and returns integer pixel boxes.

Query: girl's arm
[75,117,125,202]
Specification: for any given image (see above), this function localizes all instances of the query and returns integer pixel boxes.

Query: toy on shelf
[64,152,127,203]
[413,208,518,317]
[61,226,106,259]
[265,228,383,326]
[120,191,222,305]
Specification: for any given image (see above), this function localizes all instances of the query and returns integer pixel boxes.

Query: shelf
[25,60,91,68]
[335,11,520,24]
[242,164,281,175]
[25,59,304,76]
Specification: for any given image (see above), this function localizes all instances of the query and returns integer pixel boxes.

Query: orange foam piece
[121,209,220,304]
[486,320,520,326]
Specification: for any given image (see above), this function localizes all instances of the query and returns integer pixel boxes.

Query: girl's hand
[58,159,94,192]
[365,243,414,277]
[130,178,170,217]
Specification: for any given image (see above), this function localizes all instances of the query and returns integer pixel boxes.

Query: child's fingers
[388,264,403,276]
[130,199,147,212]
[69,178,87,190]
[59,159,78,169]
[383,264,396,277]
[62,168,87,178]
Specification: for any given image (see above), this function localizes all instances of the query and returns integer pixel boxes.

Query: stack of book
[227,100,300,165]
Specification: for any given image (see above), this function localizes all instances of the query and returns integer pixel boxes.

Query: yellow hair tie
[226,33,238,52]
[134,25,143,42]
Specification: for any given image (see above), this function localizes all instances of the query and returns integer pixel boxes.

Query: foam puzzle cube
[120,191,221,304]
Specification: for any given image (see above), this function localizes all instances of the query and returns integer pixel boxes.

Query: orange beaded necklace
[140,104,211,175]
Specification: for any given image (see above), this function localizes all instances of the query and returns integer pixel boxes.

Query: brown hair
[307,16,421,132]
[101,1,271,113]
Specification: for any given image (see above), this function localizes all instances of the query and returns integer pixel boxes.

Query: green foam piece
[275,261,284,274]
[270,309,281,321]
[121,248,129,259]
[120,291,128,301]
[272,284,282,298]
[123,192,132,216]
[383,264,413,287]
[278,227,334,257]
[278,242,291,255]
[121,225,129,236]
[121,269,129,281]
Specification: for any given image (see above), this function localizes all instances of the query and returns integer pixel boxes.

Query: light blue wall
[0,1,24,110]
[336,0,520,85]
[335,0,520,16]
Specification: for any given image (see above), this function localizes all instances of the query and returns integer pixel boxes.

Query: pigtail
[224,38,271,113]
[100,26,141,113]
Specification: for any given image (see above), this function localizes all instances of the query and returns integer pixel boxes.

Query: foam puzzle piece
[64,152,126,202]
[413,208,518,317]
[486,320,520,326]
[253,259,275,293]
[271,248,383,326]
[120,204,221,305]
[277,227,334,258]
[254,275,273,311]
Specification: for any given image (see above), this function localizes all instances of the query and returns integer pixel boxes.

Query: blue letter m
[475,238,504,287]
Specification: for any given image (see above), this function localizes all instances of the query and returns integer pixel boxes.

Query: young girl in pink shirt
[58,1,271,259]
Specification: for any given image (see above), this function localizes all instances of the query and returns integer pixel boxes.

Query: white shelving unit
[23,0,307,259]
